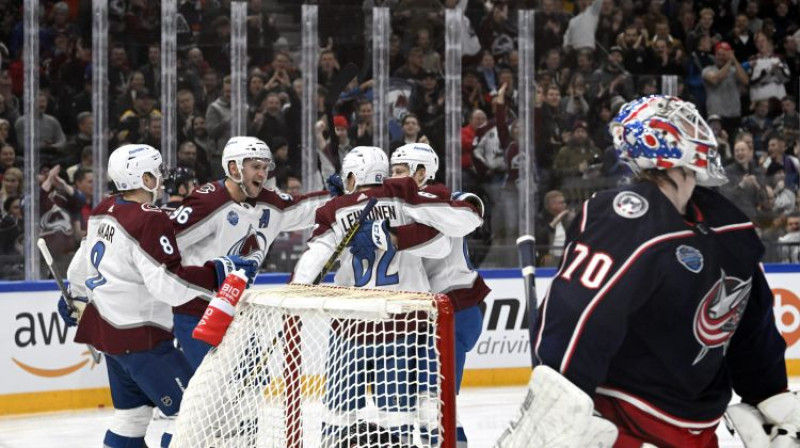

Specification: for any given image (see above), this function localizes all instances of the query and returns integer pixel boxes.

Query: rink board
[2,266,800,415]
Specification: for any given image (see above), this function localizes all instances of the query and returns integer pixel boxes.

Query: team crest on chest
[612,191,648,218]
[227,210,239,226]
[228,225,267,264]
[676,245,703,273]
[692,270,752,365]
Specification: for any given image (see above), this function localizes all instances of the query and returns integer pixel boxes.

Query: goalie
[498,96,796,448]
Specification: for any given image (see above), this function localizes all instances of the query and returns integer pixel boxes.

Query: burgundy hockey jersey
[67,196,218,354]
[535,182,787,428]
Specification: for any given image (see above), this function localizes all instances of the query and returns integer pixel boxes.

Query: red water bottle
[193,270,248,346]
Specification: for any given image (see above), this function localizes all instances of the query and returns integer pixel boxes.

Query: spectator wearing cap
[389,113,429,154]
[749,32,791,105]
[315,115,352,181]
[563,0,604,52]
[14,92,66,153]
[553,120,602,183]
[703,41,749,142]
[720,135,768,223]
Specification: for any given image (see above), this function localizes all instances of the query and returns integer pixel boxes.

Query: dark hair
[637,169,678,190]
[74,167,92,184]
[401,113,419,126]
[3,195,19,213]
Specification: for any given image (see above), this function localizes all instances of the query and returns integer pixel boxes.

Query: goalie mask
[391,142,439,185]
[222,136,273,198]
[341,146,389,194]
[108,144,165,203]
[610,95,728,187]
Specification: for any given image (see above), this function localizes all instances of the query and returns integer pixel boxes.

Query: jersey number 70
[560,243,614,289]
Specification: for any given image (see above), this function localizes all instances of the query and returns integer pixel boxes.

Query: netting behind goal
[172,284,456,448]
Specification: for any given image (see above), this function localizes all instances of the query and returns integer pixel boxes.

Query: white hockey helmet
[108,144,164,197]
[222,136,273,180]
[391,142,439,184]
[610,95,727,187]
[341,146,389,194]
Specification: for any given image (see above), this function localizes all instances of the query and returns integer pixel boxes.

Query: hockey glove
[452,191,485,218]
[58,295,87,327]
[327,174,345,197]
[350,220,394,259]
[211,255,259,289]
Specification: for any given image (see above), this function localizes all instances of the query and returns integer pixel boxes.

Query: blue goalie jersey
[535,181,787,428]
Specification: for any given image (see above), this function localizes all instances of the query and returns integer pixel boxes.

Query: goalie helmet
[107,144,164,196]
[222,136,273,180]
[391,142,439,184]
[164,166,196,196]
[341,146,389,194]
[610,95,727,187]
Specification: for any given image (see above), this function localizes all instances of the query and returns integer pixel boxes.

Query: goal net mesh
[171,284,454,448]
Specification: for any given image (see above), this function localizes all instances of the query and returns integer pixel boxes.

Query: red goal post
[172,284,456,448]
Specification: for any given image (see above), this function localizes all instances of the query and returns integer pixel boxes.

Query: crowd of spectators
[1,0,800,279]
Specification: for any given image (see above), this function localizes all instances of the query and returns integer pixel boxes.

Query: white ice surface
[0,384,755,448]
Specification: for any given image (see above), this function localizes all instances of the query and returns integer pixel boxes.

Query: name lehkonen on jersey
[338,204,399,232]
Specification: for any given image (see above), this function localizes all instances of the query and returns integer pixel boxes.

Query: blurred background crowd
[1,0,800,280]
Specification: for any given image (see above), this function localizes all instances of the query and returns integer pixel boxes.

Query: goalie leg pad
[758,391,800,446]
[493,365,618,448]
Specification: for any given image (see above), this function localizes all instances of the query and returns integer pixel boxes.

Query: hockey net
[172,284,456,448]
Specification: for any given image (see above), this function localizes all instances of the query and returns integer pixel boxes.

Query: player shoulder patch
[140,204,162,213]
[612,191,649,219]
[277,192,293,202]
[196,183,216,194]
[418,191,437,199]
[227,210,239,226]
[676,245,703,273]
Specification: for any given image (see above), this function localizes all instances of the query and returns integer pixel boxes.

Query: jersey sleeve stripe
[559,230,696,374]
[595,386,722,429]
[711,222,755,233]
[580,199,589,233]
[534,241,574,360]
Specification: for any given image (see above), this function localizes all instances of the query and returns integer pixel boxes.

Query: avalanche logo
[228,225,267,262]
[692,270,752,365]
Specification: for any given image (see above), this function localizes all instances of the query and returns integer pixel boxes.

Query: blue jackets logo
[692,270,752,364]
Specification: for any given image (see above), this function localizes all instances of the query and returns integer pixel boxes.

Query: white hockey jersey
[171,179,329,316]
[67,196,218,354]
[291,177,483,291]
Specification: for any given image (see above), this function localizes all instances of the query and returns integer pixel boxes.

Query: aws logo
[773,288,800,348]
[12,311,102,378]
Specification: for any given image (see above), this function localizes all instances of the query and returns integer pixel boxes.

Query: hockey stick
[516,235,538,366]
[313,197,378,285]
[37,239,102,364]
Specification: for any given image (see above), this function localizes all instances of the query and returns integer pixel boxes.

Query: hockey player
[59,144,259,448]
[291,145,483,446]
[161,166,197,210]
[170,136,329,371]
[389,142,490,447]
[505,96,795,448]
